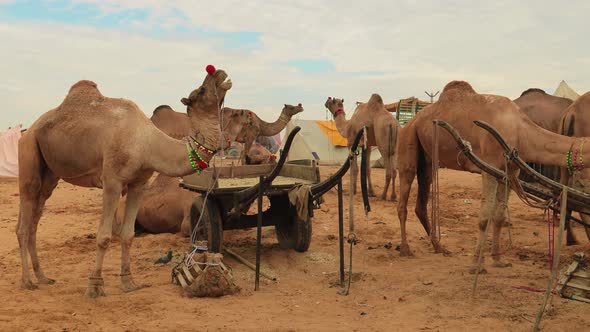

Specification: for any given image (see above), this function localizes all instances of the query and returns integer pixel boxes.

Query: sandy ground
[1,167,589,331]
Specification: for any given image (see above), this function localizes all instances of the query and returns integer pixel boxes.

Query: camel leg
[365,149,376,197]
[242,140,253,165]
[397,167,415,256]
[28,171,59,285]
[469,173,499,274]
[119,181,150,293]
[491,180,512,268]
[381,156,391,201]
[390,157,398,202]
[85,177,123,298]
[565,210,578,245]
[351,153,358,195]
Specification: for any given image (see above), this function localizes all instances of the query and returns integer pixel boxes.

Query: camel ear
[181,97,190,106]
[284,104,287,108]
[342,99,344,103]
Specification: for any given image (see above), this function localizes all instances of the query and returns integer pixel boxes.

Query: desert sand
[1,167,588,331]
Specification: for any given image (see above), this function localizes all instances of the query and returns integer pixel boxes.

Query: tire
[275,208,312,252]
[189,196,224,253]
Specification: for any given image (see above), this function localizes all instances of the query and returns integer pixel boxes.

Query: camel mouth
[213,70,232,92]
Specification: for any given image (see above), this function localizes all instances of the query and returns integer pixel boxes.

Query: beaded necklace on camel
[566,139,586,174]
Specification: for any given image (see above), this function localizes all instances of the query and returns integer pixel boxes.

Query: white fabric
[0,126,22,177]
[281,119,381,165]
[554,80,580,100]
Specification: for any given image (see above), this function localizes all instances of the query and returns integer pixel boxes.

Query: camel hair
[396,80,590,273]
[151,103,302,165]
[16,65,232,297]
[324,94,400,201]
[559,91,590,244]
[114,106,276,237]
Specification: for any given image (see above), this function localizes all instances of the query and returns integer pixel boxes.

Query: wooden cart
[180,161,320,253]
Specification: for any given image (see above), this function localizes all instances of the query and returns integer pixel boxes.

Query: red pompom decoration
[298,103,302,107]
[206,64,216,75]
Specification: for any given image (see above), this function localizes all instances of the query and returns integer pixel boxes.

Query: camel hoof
[492,260,512,268]
[85,277,106,298]
[435,245,452,257]
[468,266,487,275]
[368,192,377,198]
[21,280,38,290]
[121,280,150,293]
[37,276,56,285]
[566,239,579,246]
[399,243,412,257]
[84,286,106,298]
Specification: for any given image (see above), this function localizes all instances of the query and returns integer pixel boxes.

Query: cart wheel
[189,196,224,253]
[275,211,312,252]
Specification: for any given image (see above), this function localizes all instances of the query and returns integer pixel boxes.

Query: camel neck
[145,123,217,177]
[258,109,293,136]
[333,112,351,139]
[518,117,584,168]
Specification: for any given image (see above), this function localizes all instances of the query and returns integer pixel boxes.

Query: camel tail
[415,133,430,235]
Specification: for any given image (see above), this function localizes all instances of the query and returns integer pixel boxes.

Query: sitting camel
[396,80,590,273]
[324,94,399,201]
[514,88,573,181]
[16,65,232,297]
[151,103,302,164]
[559,91,590,244]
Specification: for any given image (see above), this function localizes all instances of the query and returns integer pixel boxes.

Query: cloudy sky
[0,0,588,129]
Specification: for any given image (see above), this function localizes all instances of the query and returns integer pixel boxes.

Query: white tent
[0,125,22,177]
[554,80,580,100]
[281,119,381,165]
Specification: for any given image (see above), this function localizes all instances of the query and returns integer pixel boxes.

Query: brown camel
[559,91,590,244]
[151,104,302,164]
[226,104,303,164]
[16,66,232,297]
[324,94,399,201]
[396,80,590,273]
[116,173,195,236]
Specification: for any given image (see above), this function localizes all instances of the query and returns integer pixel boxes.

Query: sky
[0,0,589,129]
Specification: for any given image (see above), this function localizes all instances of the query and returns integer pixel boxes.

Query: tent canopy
[281,119,381,165]
[554,80,580,100]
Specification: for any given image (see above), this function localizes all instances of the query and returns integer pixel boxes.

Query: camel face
[283,104,304,117]
[324,97,344,115]
[182,69,232,110]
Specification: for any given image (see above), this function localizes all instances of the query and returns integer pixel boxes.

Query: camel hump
[68,80,98,93]
[368,93,384,105]
[152,105,173,115]
[519,88,546,97]
[441,80,476,95]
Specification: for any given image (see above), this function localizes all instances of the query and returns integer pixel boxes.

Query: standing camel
[559,91,590,244]
[17,65,232,297]
[514,88,573,181]
[324,94,399,201]
[396,80,590,273]
[151,104,303,164]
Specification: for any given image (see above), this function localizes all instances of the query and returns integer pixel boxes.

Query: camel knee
[97,235,112,249]
[478,219,489,232]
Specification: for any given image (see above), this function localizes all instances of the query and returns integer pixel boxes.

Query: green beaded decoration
[186,143,209,174]
[566,149,574,174]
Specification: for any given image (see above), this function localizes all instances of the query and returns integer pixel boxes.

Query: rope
[533,186,568,331]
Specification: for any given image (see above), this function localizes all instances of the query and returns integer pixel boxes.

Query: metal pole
[338,180,344,287]
[255,175,265,291]
[425,90,440,103]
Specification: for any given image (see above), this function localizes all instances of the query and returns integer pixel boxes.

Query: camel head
[324,97,344,115]
[282,103,305,117]
[221,108,254,145]
[180,65,233,150]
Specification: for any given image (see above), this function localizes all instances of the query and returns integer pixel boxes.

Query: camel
[227,104,303,164]
[324,94,399,201]
[514,88,573,181]
[559,91,590,244]
[396,80,590,273]
[151,104,302,164]
[16,65,232,297]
